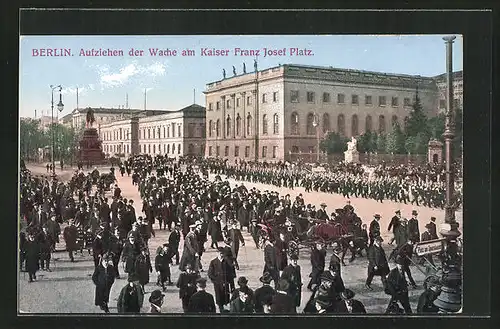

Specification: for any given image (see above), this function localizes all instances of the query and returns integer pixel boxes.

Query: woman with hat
[92,253,116,313]
[117,273,144,314]
[334,289,366,314]
[253,272,276,313]
[148,289,165,313]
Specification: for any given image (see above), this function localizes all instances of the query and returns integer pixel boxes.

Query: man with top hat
[369,214,381,247]
[187,277,217,313]
[385,255,412,314]
[253,272,276,313]
[334,289,367,314]
[408,210,420,243]
[365,236,389,290]
[176,263,200,313]
[427,216,438,240]
[63,219,78,262]
[92,253,115,313]
[117,273,144,314]
[168,223,181,265]
[269,279,297,314]
[388,210,402,245]
[155,243,172,291]
[307,242,326,291]
[208,247,233,312]
[280,253,302,307]
[149,289,165,313]
[316,203,329,221]
[179,222,199,272]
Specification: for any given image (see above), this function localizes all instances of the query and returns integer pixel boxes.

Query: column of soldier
[203,158,462,210]
[19,157,442,315]
[101,156,443,314]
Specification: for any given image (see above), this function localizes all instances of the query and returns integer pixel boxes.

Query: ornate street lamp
[50,85,64,177]
[433,35,462,313]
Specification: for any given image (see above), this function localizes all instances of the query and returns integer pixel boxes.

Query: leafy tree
[405,92,429,138]
[320,132,348,154]
[369,132,378,152]
[385,122,405,154]
[413,131,431,154]
[404,136,416,154]
[428,113,446,141]
[20,119,48,161]
[376,133,386,153]
[356,132,372,153]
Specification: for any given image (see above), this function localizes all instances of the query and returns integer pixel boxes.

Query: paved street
[19,165,463,314]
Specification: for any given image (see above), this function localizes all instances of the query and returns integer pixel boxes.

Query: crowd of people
[18,154,457,315]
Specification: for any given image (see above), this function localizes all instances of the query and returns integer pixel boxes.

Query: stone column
[241,91,246,138]
[231,93,236,138]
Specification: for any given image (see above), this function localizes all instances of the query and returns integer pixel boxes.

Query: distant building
[70,107,148,131]
[433,70,463,111]
[204,64,440,162]
[99,104,206,158]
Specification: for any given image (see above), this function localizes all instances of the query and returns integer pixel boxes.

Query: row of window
[102,128,131,141]
[208,145,279,158]
[292,91,412,107]
[208,92,279,111]
[207,113,280,138]
[104,143,202,155]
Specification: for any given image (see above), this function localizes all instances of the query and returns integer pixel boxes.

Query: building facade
[99,104,206,158]
[204,64,440,162]
[70,107,144,130]
[434,70,463,111]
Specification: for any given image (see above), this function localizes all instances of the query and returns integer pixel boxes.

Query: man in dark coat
[109,228,124,278]
[281,253,302,307]
[176,263,200,313]
[253,272,276,313]
[316,203,329,221]
[168,224,181,265]
[228,221,245,270]
[187,277,217,313]
[92,254,116,313]
[274,232,288,277]
[117,274,144,314]
[135,248,153,290]
[263,239,279,286]
[46,215,60,252]
[421,223,436,267]
[155,244,172,291]
[24,233,40,282]
[307,243,326,291]
[237,201,250,231]
[428,217,438,240]
[334,289,367,314]
[179,223,199,272]
[369,214,381,246]
[269,279,297,314]
[408,210,420,243]
[229,285,254,313]
[39,227,54,271]
[63,220,78,262]
[148,289,165,313]
[417,277,440,313]
[329,242,344,274]
[208,212,223,249]
[385,255,412,314]
[230,276,254,304]
[388,210,401,245]
[365,236,390,290]
[121,235,141,279]
[397,240,417,288]
[208,248,232,312]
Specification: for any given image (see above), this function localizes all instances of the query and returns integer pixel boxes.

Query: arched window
[208,120,213,137]
[337,114,345,136]
[226,115,231,137]
[246,114,252,135]
[391,115,398,127]
[307,113,316,135]
[153,128,156,139]
[273,114,279,134]
[291,145,299,153]
[379,115,386,133]
[323,113,330,134]
[291,112,299,135]
[167,144,170,154]
[188,144,194,154]
[216,119,221,137]
[236,115,241,136]
[163,126,166,138]
[365,115,373,133]
[351,115,359,136]
[262,114,268,134]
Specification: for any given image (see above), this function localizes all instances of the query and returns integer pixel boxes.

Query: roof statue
[232,65,237,76]
[222,69,226,79]
[86,108,96,128]
[243,62,246,74]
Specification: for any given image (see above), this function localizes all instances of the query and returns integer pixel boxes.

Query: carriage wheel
[423,274,441,289]
[288,240,299,258]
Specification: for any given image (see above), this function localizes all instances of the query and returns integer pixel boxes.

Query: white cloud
[96,62,168,89]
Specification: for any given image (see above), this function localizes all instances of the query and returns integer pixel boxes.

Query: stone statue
[347,136,358,151]
[223,69,226,79]
[243,62,246,74]
[86,109,96,128]
[232,65,237,76]
[254,59,257,72]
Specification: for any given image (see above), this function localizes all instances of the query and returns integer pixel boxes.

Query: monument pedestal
[78,128,105,165]
[344,150,360,164]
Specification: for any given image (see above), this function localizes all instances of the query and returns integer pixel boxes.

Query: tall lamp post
[312,113,320,163]
[433,35,462,313]
[50,85,64,178]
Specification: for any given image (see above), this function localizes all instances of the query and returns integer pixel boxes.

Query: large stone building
[98,104,206,158]
[434,70,463,111]
[204,64,440,162]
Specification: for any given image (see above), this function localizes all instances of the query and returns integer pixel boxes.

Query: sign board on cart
[414,238,446,256]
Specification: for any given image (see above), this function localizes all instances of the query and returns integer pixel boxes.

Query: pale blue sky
[19,35,463,118]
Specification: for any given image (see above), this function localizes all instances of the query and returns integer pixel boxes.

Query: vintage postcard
[19,34,464,315]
